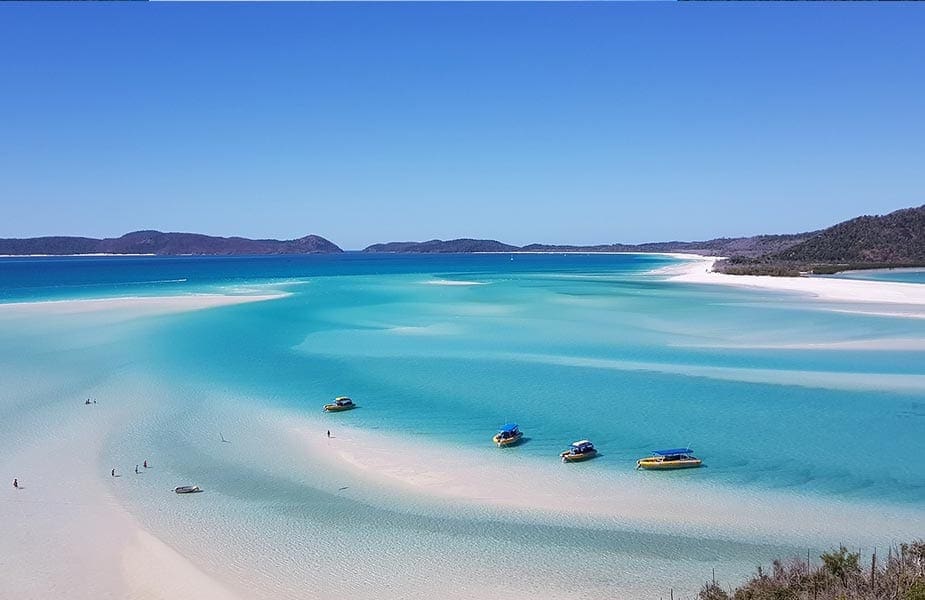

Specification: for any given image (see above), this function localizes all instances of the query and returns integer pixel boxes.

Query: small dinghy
[174,485,203,494]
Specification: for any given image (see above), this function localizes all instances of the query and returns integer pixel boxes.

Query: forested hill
[0,230,343,256]
[718,205,925,275]
[771,205,925,264]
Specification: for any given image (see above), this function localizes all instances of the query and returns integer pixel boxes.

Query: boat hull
[493,432,523,447]
[636,458,702,470]
[324,404,356,412]
[561,450,597,462]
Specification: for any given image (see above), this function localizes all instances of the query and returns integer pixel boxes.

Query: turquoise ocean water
[1,253,923,598]
[830,268,925,284]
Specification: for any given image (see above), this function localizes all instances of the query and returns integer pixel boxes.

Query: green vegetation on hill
[715,205,925,276]
[700,541,925,600]
[773,206,925,264]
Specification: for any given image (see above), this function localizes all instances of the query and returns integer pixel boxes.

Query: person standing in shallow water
[143,460,148,469]
[327,430,331,438]
[12,478,18,489]
[134,465,139,474]
[111,468,115,477]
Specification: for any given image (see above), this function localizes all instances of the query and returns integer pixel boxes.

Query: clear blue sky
[1,3,923,249]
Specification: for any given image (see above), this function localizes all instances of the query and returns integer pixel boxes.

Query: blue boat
[492,423,523,447]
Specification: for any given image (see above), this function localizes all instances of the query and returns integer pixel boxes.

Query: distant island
[3,205,923,276]
[362,233,817,256]
[0,230,343,256]
[363,204,925,276]
[363,239,521,253]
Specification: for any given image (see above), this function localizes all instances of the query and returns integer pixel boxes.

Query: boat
[174,485,202,494]
[324,396,356,412]
[560,440,598,462]
[636,448,702,470]
[492,423,523,447]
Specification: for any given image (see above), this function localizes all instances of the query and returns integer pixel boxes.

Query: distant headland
[2,205,923,276]
[0,230,343,256]
[363,205,925,276]
[362,234,813,257]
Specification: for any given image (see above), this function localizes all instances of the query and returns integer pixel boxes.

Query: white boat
[560,440,598,462]
[174,485,202,494]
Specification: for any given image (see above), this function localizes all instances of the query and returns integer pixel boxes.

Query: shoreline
[6,369,920,600]
[664,253,925,317]
[285,418,922,549]
[0,370,242,600]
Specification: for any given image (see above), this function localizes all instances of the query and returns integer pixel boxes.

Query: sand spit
[663,254,925,318]
[0,383,242,600]
[290,421,923,549]
[0,293,287,319]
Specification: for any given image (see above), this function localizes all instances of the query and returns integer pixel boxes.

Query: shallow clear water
[1,253,923,598]
[102,254,924,504]
[829,267,925,284]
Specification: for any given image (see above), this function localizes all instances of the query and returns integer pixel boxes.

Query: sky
[1,3,923,249]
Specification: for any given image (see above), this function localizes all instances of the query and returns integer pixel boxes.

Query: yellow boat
[323,396,356,412]
[560,440,597,462]
[636,448,702,470]
[492,423,523,447]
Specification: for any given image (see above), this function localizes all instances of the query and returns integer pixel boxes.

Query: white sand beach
[665,254,925,318]
[0,294,297,599]
[1,373,243,600]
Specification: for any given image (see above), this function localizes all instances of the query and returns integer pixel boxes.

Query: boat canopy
[652,448,693,456]
[572,440,591,447]
[500,423,519,433]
